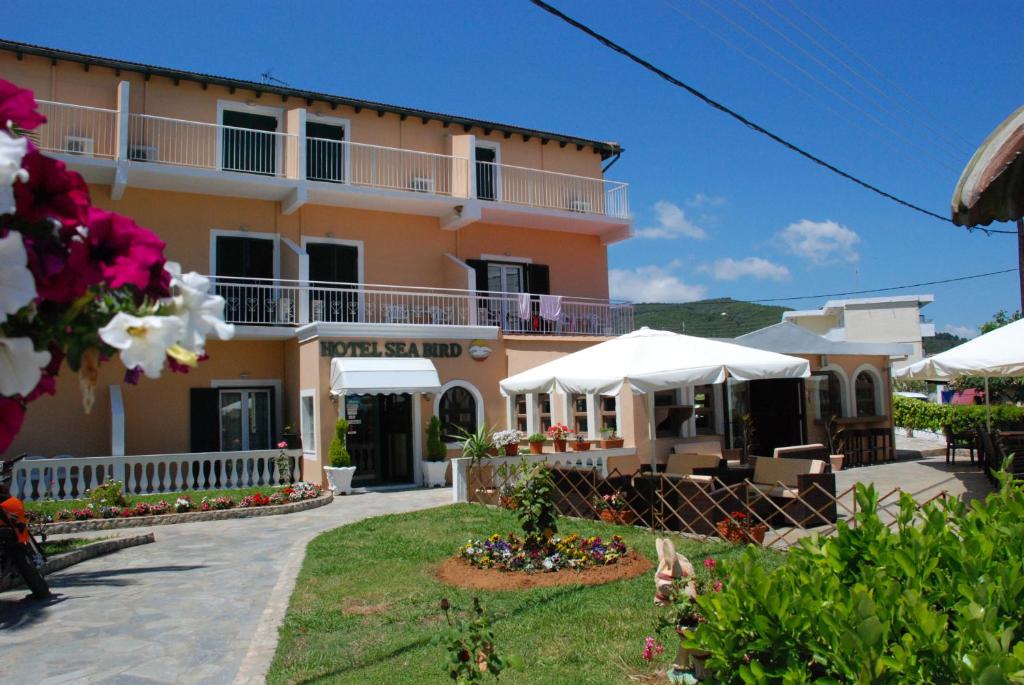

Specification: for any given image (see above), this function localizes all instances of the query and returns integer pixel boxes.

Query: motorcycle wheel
[11,547,51,598]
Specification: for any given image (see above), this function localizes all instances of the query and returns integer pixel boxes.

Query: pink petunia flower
[13,149,91,229]
[0,396,26,454]
[277,441,288,448]
[85,208,170,298]
[0,79,46,131]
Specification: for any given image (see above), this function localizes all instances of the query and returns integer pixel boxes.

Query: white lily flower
[166,262,234,352]
[0,231,35,323]
[0,336,50,396]
[99,312,184,379]
[0,130,28,215]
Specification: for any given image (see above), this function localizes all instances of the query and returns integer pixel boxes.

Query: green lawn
[40,537,106,556]
[25,486,280,517]
[268,504,782,685]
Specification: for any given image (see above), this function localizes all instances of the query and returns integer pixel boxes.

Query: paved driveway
[0,488,450,685]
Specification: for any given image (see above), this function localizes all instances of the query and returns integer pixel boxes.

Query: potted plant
[824,414,845,471]
[496,461,521,509]
[572,433,591,451]
[423,416,448,487]
[527,433,546,455]
[459,425,497,505]
[492,429,523,457]
[660,557,724,683]
[323,417,356,495]
[281,423,300,449]
[592,492,636,525]
[715,510,768,544]
[546,423,572,452]
[598,427,624,449]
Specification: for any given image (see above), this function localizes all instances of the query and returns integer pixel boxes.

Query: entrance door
[344,394,414,484]
[306,242,359,322]
[221,110,279,175]
[475,146,498,201]
[218,388,272,451]
[748,379,805,455]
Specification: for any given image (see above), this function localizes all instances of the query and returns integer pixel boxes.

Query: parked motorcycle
[0,454,51,598]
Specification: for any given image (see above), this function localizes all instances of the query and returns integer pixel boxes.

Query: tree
[949,310,1024,403]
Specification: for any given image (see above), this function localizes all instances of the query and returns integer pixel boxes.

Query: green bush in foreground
[892,394,1024,433]
[690,476,1024,683]
[328,417,352,467]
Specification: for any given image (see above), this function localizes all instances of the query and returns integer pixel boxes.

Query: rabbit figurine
[654,537,696,606]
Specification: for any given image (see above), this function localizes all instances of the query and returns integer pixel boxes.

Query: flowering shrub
[269,492,288,505]
[490,429,522,448]
[658,556,727,631]
[460,532,627,572]
[545,423,572,440]
[86,479,127,509]
[592,492,629,512]
[199,496,234,511]
[641,636,665,663]
[287,482,321,500]
[174,496,192,513]
[238,493,271,508]
[0,78,233,453]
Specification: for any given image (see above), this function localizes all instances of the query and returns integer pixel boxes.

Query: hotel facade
[0,40,639,486]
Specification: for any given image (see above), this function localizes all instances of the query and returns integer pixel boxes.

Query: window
[654,389,679,438]
[694,384,716,435]
[218,388,272,451]
[571,394,588,435]
[855,372,877,417]
[538,394,552,432]
[599,396,617,433]
[300,393,316,454]
[439,386,478,440]
[810,371,843,419]
[514,394,528,432]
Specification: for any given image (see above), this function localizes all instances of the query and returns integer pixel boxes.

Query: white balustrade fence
[12,450,302,502]
[35,100,118,159]
[477,161,630,218]
[307,137,468,196]
[209,276,634,335]
[128,113,298,177]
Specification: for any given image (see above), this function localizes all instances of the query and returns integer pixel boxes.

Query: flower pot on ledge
[598,438,624,449]
[503,444,519,457]
[553,439,567,453]
[572,440,591,452]
[529,441,545,455]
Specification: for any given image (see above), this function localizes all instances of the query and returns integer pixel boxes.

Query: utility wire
[528,0,1016,235]
[750,267,1018,303]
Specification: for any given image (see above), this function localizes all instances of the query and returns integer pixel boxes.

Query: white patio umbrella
[500,327,811,466]
[895,317,1024,429]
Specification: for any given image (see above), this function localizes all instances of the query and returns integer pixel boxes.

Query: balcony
[34,100,631,235]
[211,276,634,337]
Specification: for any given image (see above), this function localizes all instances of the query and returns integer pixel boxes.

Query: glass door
[218,388,272,451]
[487,262,524,328]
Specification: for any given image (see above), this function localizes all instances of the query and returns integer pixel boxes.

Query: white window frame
[216,100,286,174]
[209,229,281,280]
[304,112,352,184]
[812,365,850,419]
[851,364,885,417]
[211,379,283,443]
[435,380,485,445]
[473,140,501,202]
[299,389,317,459]
[301,235,365,323]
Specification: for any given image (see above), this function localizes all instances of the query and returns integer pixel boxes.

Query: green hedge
[892,394,1024,433]
[690,480,1024,683]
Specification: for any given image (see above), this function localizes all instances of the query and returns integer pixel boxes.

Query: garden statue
[654,538,703,684]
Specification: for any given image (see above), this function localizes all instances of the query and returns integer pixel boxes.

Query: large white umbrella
[895,317,1024,427]
[500,327,811,465]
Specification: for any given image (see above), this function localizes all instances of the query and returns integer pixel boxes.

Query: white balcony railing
[210,276,634,336]
[35,100,119,159]
[37,100,630,217]
[128,113,298,177]
[477,161,630,218]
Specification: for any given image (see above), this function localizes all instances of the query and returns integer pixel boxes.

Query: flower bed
[26,482,321,523]
[460,532,627,572]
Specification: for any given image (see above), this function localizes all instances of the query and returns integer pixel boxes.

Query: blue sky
[10,0,1023,337]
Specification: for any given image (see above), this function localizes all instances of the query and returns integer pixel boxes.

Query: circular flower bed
[460,532,627,573]
[26,482,322,523]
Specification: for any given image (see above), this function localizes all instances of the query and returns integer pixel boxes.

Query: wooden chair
[943,425,975,464]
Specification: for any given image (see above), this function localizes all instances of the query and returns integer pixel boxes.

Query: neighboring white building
[782,295,935,364]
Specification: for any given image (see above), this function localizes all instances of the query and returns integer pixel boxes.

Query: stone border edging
[38,492,333,534]
[0,532,155,592]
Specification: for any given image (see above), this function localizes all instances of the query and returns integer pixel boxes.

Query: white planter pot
[422,460,448,487]
[323,465,356,494]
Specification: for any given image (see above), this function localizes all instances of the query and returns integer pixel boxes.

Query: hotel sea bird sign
[320,340,463,359]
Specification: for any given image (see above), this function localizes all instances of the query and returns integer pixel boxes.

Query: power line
[528,0,1015,235]
[750,267,1018,303]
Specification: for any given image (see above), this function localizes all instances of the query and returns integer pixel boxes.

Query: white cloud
[635,201,708,240]
[609,265,708,303]
[686,192,726,208]
[943,323,978,340]
[701,257,791,282]
[776,219,860,266]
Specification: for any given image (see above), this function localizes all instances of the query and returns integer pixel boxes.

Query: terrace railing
[477,161,630,218]
[12,450,301,502]
[208,276,634,336]
[35,100,119,159]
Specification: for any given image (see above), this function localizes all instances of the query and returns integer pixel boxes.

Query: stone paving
[0,487,450,685]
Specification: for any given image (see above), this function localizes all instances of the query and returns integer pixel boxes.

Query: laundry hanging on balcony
[517,292,532,320]
[539,295,563,321]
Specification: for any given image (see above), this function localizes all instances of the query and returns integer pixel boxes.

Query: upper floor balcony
[211,276,634,338]
[34,99,631,239]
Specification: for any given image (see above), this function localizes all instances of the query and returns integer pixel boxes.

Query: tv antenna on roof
[260,69,290,87]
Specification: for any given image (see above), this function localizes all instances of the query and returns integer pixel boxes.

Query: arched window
[854,371,877,416]
[439,386,478,440]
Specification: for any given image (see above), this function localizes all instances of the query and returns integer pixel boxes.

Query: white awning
[329,358,442,395]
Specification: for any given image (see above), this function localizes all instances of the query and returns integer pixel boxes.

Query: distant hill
[633,298,791,338]
[924,331,966,355]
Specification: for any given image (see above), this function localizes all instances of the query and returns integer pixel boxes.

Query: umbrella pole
[647,391,657,470]
[985,377,992,432]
